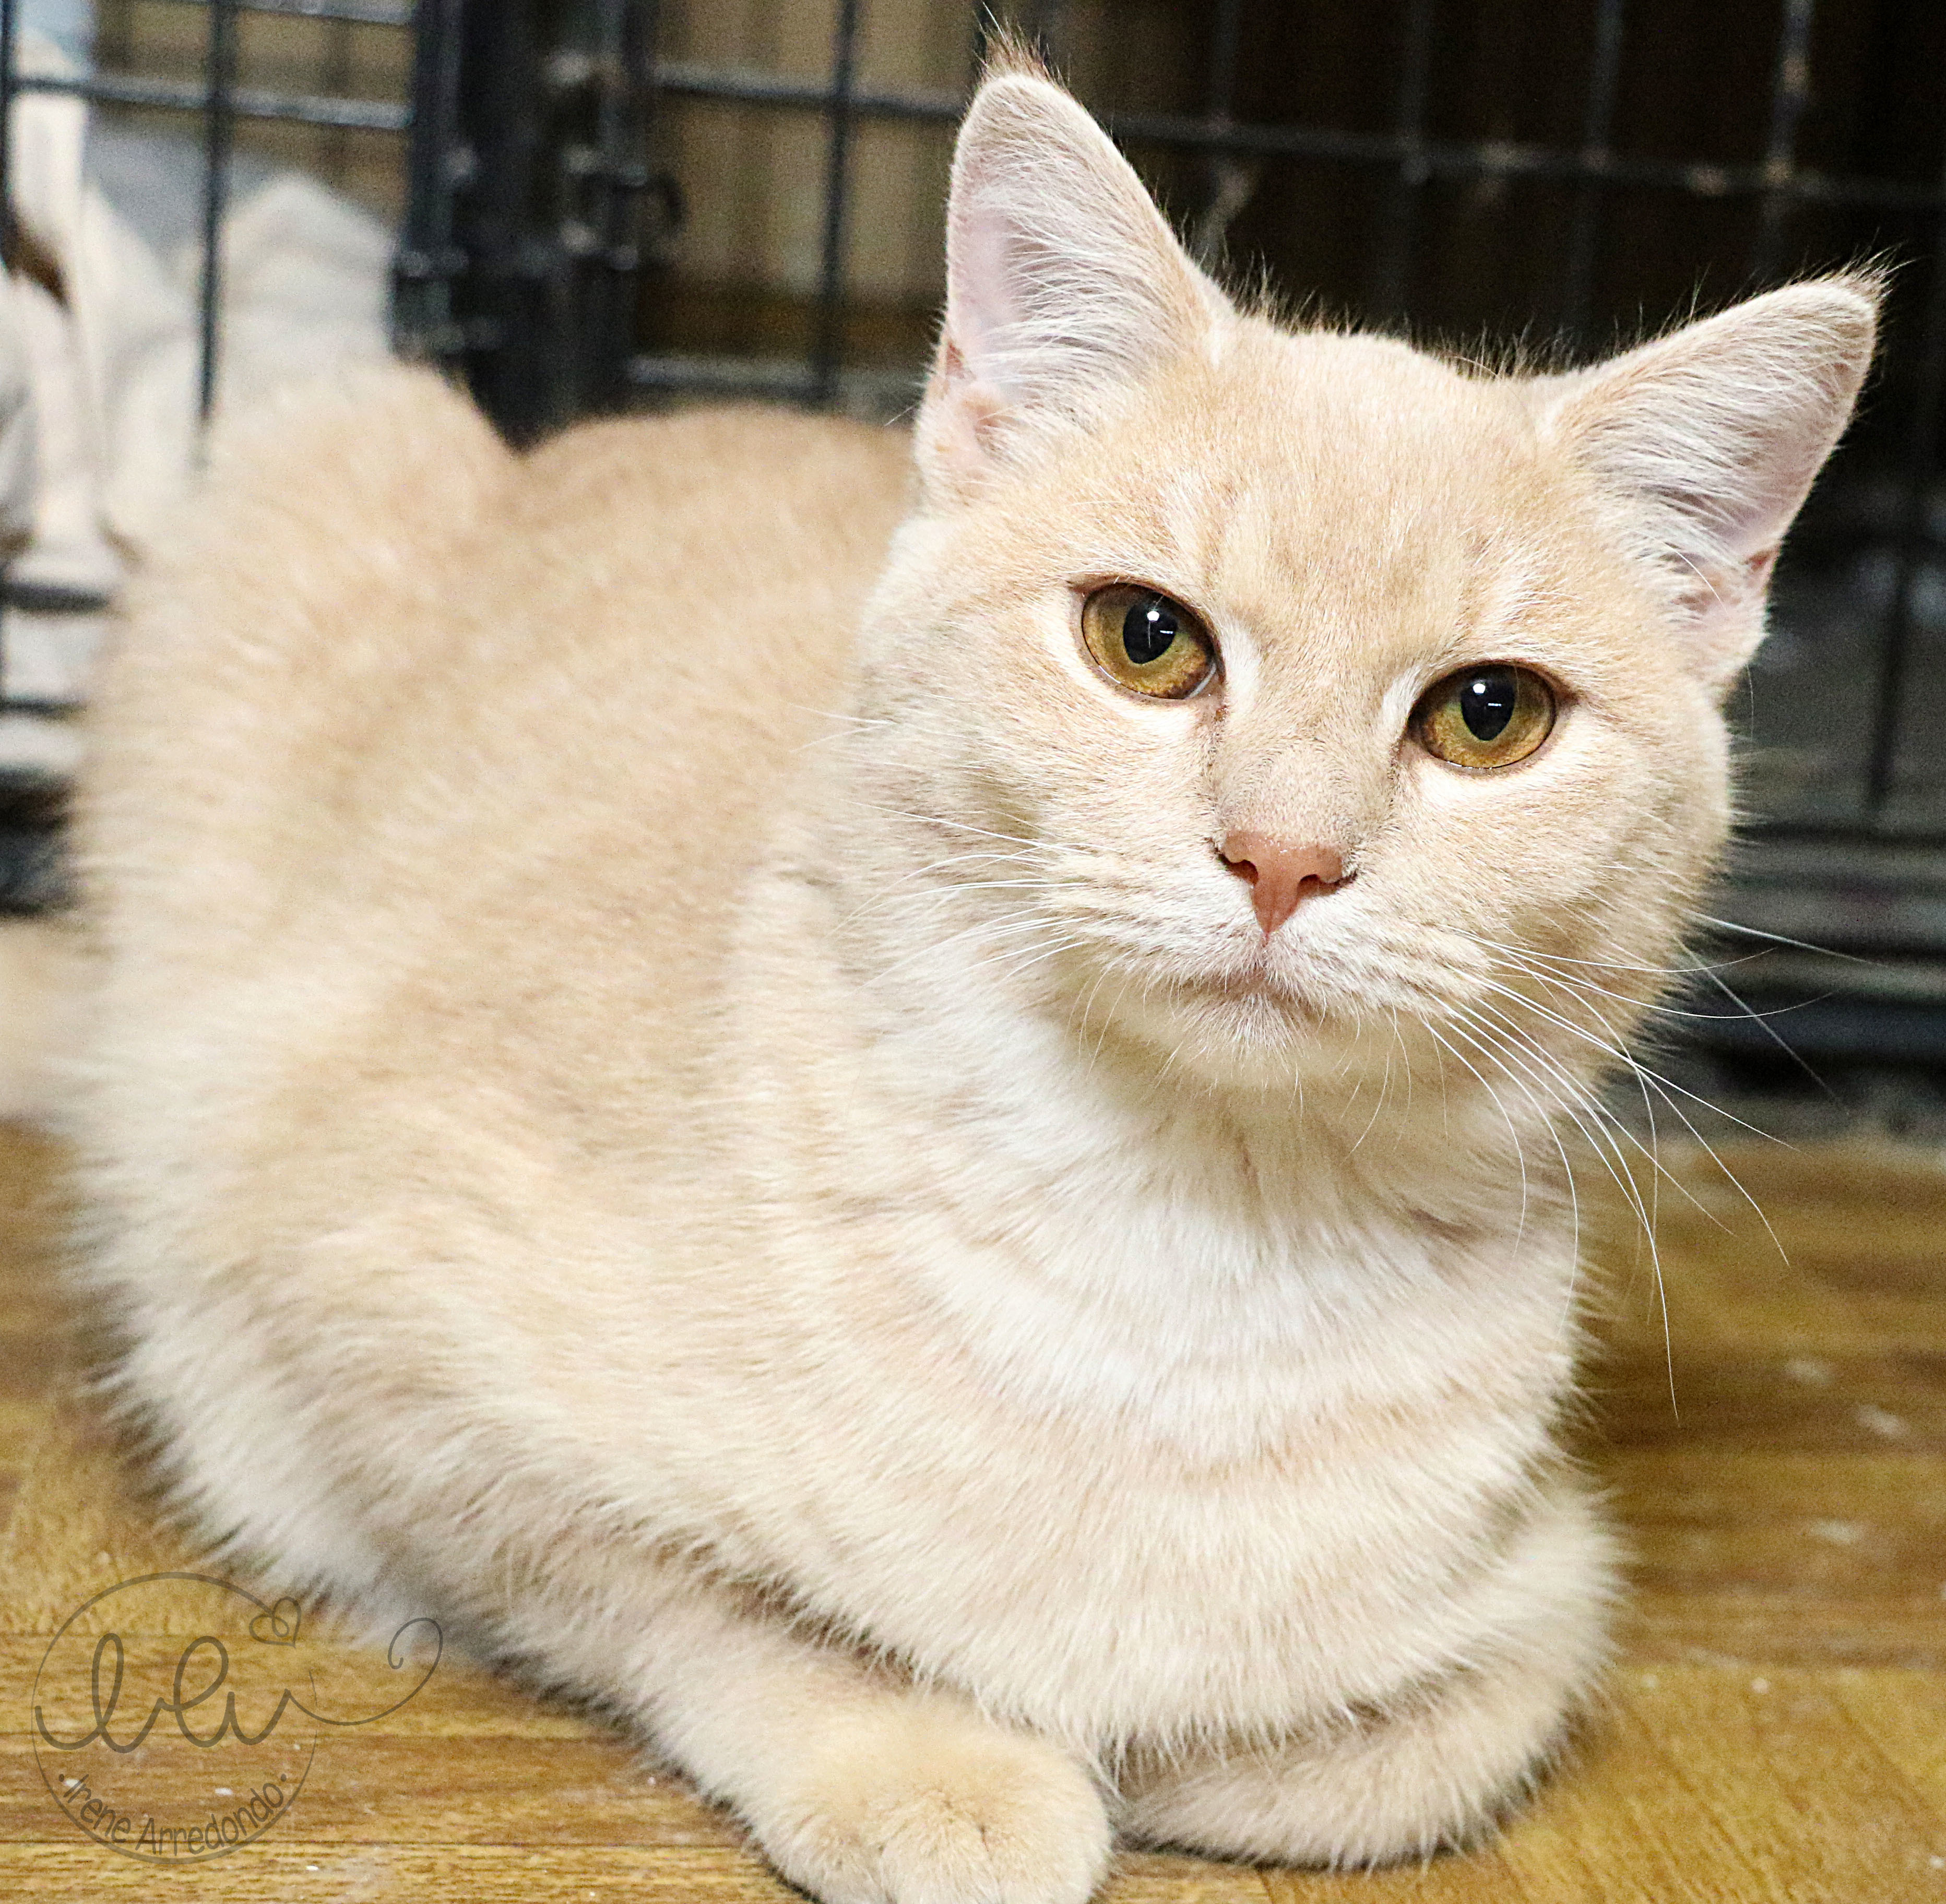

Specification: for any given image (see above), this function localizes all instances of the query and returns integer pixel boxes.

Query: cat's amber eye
[1079,586,1218,701]
[1413,664,1557,770]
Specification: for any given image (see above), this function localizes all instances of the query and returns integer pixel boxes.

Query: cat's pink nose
[1219,832,1347,935]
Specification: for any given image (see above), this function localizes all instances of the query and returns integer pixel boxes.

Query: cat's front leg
[536,1573,1112,1904]
[1116,1483,1615,1868]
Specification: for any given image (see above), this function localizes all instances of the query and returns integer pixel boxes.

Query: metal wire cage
[3,0,1945,1080]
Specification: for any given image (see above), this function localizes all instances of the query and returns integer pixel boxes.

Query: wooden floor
[1,1122,1942,1901]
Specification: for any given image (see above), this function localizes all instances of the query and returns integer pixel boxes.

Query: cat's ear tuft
[916,69,1228,503]
[1538,276,1879,695]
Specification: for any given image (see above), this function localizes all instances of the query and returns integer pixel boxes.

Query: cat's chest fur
[632,877,1585,1742]
[695,1136,1577,1743]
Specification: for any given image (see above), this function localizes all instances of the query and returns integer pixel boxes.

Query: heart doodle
[248,1597,302,1647]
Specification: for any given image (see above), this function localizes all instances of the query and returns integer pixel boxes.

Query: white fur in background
[0,32,390,745]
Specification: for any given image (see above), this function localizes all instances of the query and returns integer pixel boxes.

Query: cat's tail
[0,915,84,1126]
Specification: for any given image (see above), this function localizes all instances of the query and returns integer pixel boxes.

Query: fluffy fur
[55,65,1873,1900]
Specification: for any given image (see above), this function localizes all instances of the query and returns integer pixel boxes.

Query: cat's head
[844,62,1875,1098]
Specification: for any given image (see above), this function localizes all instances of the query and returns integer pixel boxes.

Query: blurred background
[3,0,1946,1130]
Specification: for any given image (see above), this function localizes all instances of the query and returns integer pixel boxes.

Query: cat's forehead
[1205,325,1540,542]
[1081,325,1556,645]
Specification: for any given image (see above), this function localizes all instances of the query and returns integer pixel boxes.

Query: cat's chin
[1091,962,1387,1094]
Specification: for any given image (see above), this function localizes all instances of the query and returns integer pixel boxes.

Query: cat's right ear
[915,67,1229,504]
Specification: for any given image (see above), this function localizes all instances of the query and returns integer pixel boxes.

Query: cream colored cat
[58,59,1872,1900]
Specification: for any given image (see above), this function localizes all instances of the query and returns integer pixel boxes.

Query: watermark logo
[31,1572,440,1863]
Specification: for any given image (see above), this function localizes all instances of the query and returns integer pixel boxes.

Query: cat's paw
[755,1703,1111,1904]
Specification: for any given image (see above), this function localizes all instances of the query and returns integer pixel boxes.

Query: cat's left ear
[1537,277,1879,695]
[916,64,1230,503]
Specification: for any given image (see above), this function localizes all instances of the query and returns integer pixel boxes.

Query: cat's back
[81,371,912,1149]
[86,367,911,966]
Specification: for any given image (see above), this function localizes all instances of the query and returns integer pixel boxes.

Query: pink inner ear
[948,195,1025,386]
